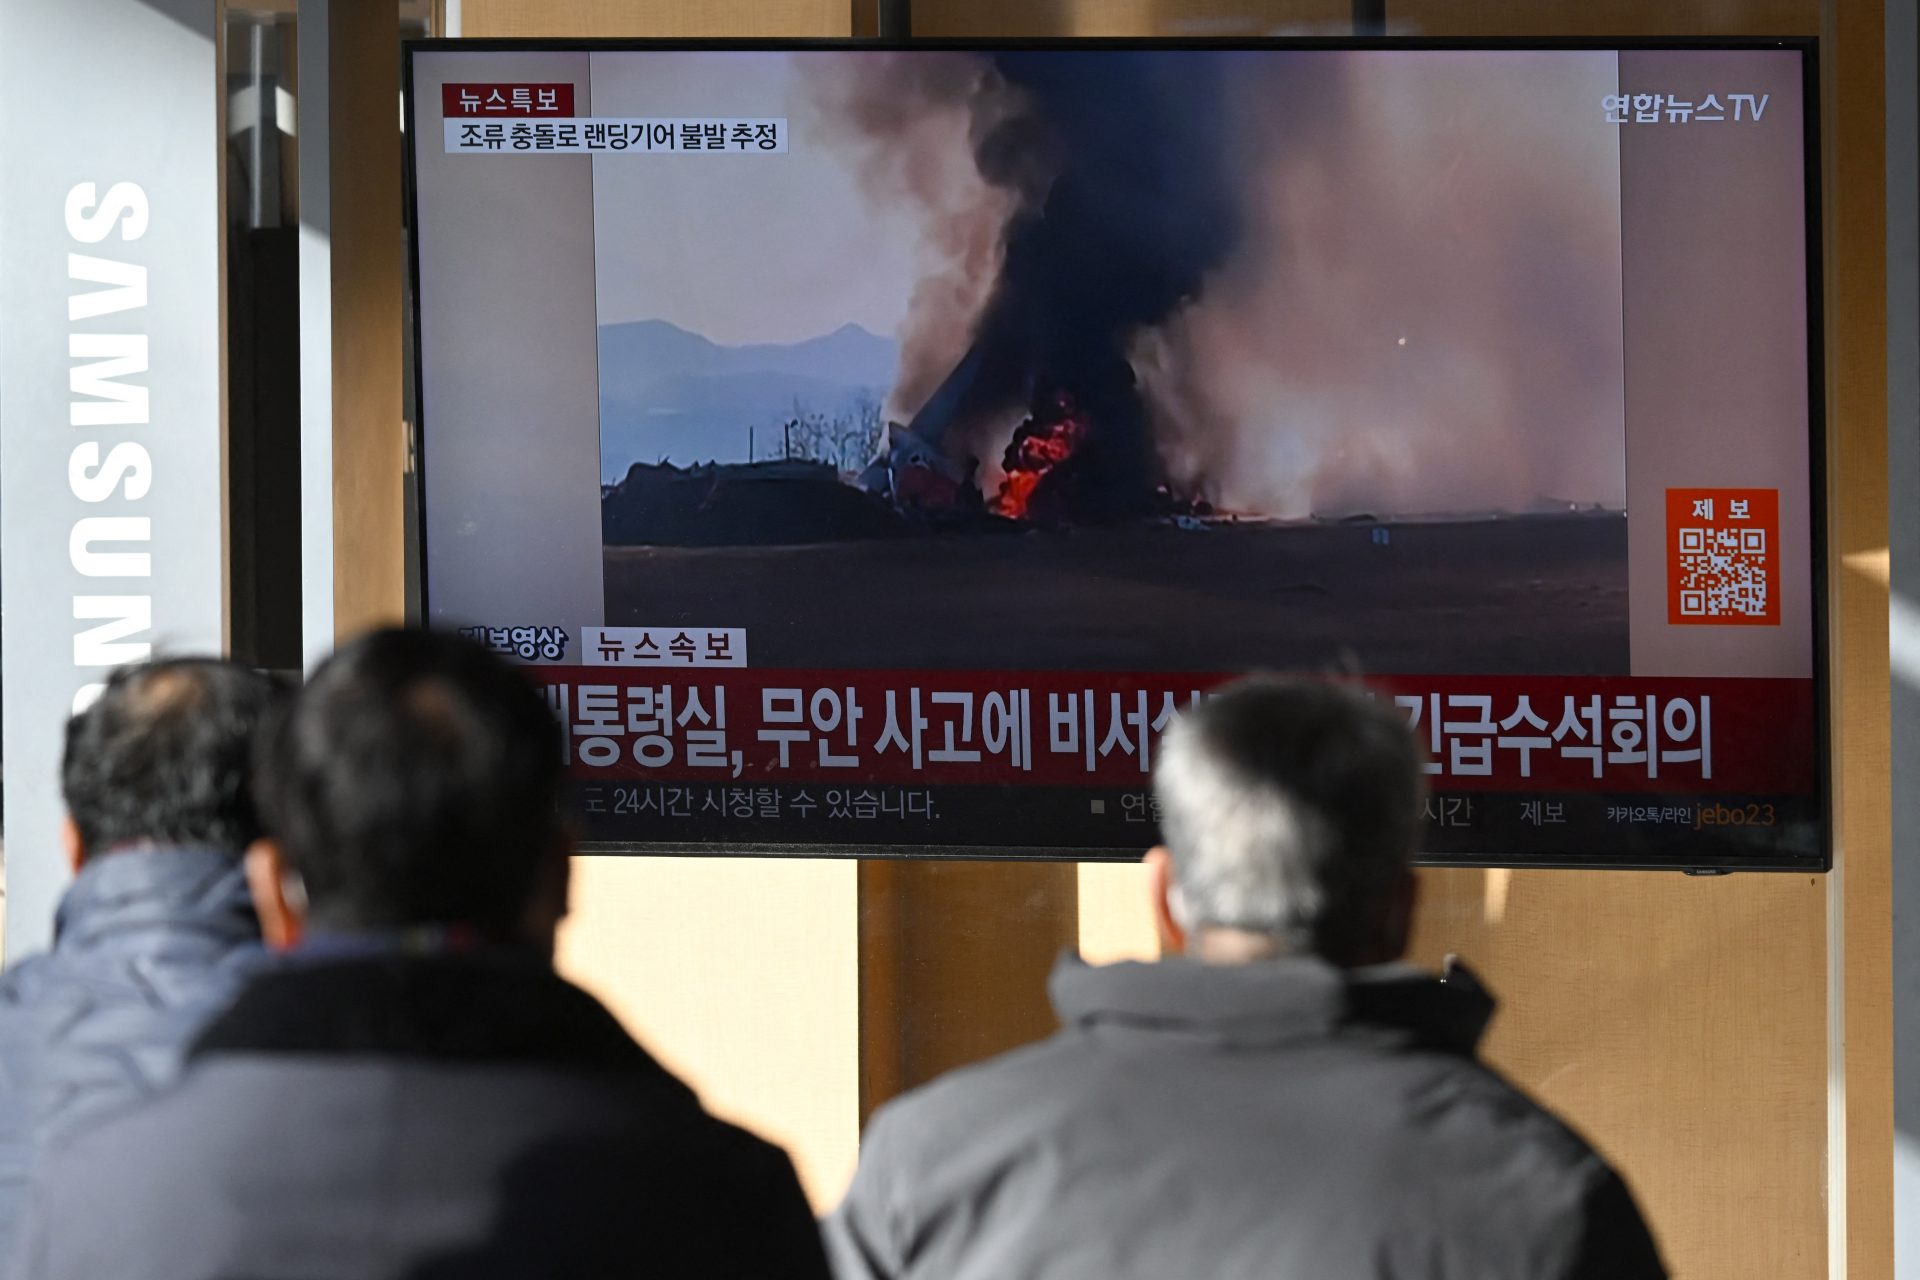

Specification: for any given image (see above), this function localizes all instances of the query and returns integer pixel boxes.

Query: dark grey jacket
[827,955,1665,1280]
[13,949,830,1280]
[0,846,261,1259]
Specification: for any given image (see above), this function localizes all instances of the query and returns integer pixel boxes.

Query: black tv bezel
[401,36,1829,874]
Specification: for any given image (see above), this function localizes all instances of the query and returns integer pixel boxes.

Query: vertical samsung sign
[0,0,225,958]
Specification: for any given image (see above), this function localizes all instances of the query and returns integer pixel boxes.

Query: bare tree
[762,395,883,474]
[840,392,884,471]
[768,398,827,464]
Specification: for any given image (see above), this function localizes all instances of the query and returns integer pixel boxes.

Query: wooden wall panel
[326,4,407,638]
[858,861,1077,1123]
[556,857,861,1209]
[905,0,1819,37]
[1408,871,1828,1280]
[908,0,1352,36]
[1388,0,1819,36]
[460,0,849,37]
[1076,861,1159,965]
[1823,0,1893,1276]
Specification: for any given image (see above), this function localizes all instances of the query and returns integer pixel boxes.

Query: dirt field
[602,513,1629,675]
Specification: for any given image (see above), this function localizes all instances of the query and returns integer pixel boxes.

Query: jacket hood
[1048,952,1495,1056]
[52,844,260,960]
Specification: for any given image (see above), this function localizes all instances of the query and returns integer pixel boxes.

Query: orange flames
[992,391,1090,520]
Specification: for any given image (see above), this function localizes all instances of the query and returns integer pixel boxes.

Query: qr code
[1666,488,1780,626]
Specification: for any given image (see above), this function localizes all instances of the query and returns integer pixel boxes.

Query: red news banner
[440,83,576,117]
[530,669,1818,796]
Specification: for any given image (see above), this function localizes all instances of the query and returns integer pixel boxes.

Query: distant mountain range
[598,319,897,479]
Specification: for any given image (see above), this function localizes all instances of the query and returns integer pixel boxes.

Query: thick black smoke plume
[910,51,1241,517]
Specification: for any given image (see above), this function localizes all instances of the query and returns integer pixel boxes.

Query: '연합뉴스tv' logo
[1602,92,1770,125]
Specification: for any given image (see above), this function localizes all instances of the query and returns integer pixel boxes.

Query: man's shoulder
[0,952,90,1069]
[1407,1049,1613,1171]
[0,934,259,1018]
[36,1043,777,1215]
[0,953,49,1017]
[29,1057,219,1225]
[864,1015,1613,1188]
[0,950,70,1008]
[1377,1053,1661,1274]
[862,1028,1089,1157]
[22,1050,822,1280]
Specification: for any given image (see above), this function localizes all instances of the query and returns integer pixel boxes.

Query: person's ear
[1144,846,1186,957]
[244,839,306,952]
[59,816,86,875]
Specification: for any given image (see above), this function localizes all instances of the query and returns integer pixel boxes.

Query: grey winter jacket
[13,949,832,1280]
[0,845,261,1258]
[827,954,1666,1280]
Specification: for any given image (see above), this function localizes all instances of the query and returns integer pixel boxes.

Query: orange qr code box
[1666,487,1780,626]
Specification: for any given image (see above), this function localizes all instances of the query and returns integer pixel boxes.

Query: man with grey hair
[826,675,1665,1280]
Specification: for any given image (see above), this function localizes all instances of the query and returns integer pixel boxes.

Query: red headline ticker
[527,669,1818,795]
[440,83,576,117]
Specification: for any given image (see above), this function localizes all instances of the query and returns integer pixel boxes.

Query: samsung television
[404,38,1826,871]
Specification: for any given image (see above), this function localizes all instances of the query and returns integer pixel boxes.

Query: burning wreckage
[602,49,1232,548]
[600,348,1213,548]
[857,338,1204,527]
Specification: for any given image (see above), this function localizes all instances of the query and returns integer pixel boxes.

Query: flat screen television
[404,38,1826,871]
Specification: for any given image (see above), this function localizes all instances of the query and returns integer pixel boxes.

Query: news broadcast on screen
[405,40,1824,870]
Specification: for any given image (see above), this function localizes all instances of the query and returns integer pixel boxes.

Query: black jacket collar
[1049,952,1495,1056]
[190,951,688,1092]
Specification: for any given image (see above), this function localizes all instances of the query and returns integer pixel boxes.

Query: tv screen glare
[405,39,1825,870]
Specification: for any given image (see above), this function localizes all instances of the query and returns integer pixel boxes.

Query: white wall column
[0,0,228,958]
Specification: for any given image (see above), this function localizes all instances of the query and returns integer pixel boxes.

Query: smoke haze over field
[801,48,1628,517]
[1138,51,1627,517]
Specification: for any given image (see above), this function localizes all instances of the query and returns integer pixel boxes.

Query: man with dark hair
[0,659,283,1256]
[14,628,829,1280]
[827,676,1667,1280]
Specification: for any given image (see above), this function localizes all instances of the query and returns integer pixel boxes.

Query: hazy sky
[588,51,921,345]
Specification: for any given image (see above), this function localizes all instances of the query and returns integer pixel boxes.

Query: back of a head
[255,628,564,937]
[1152,676,1424,962]
[62,658,286,857]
